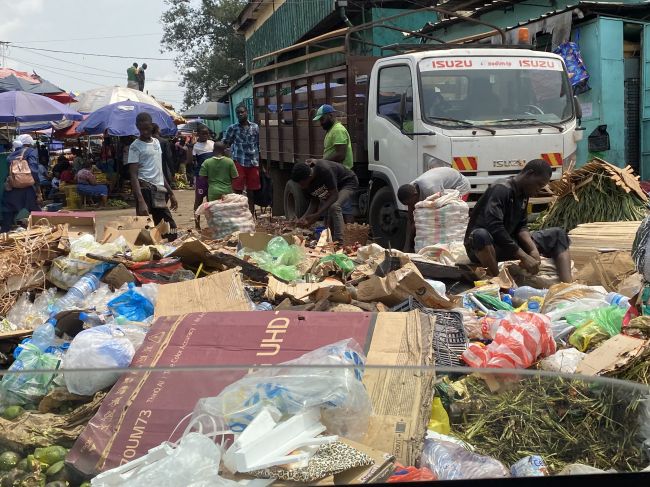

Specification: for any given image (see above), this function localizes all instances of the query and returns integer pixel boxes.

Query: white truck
[253,20,582,248]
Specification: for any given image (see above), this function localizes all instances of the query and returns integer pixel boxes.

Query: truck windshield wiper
[496,118,564,132]
[427,117,496,135]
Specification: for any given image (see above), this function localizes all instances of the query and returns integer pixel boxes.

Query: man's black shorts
[465,227,570,263]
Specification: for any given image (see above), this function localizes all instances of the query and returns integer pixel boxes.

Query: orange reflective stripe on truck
[452,157,478,171]
[541,153,563,167]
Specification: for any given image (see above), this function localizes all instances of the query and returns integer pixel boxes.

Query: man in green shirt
[126,62,138,90]
[197,141,239,202]
[313,104,353,170]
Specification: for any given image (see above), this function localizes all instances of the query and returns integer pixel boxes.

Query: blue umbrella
[76,100,177,137]
[0,90,83,123]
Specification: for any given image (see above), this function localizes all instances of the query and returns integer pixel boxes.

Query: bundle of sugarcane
[540,158,648,231]
[451,375,646,473]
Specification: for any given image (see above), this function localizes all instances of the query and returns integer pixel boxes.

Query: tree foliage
[161,0,246,109]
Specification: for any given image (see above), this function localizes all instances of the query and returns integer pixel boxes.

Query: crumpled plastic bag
[541,283,607,316]
[69,234,129,260]
[63,325,136,396]
[420,439,509,480]
[461,312,556,369]
[6,288,57,330]
[539,348,586,374]
[567,305,625,351]
[97,433,239,487]
[48,256,97,290]
[0,344,60,406]
[108,283,155,322]
[192,339,371,440]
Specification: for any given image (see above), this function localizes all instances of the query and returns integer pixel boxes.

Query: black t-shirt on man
[304,160,358,201]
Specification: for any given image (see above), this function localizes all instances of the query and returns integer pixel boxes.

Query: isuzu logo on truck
[518,59,559,69]
[493,159,526,168]
[432,59,473,69]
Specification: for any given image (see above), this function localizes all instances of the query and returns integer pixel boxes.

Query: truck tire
[284,180,309,220]
[369,186,406,249]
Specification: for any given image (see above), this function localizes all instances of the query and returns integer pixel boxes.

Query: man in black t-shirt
[290,159,358,242]
[464,159,571,282]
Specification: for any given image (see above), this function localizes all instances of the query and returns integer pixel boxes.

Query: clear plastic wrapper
[63,325,136,396]
[539,349,587,374]
[192,339,371,440]
[420,439,510,480]
[6,288,57,330]
[47,256,96,290]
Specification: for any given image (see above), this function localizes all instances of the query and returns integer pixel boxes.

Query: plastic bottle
[30,317,57,352]
[52,274,100,313]
[605,292,630,309]
[512,286,547,301]
[79,312,105,327]
[256,302,273,311]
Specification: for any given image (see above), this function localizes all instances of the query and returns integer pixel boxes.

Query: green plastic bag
[567,305,625,351]
[319,253,356,274]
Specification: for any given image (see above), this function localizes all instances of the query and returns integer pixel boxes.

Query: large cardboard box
[29,211,96,237]
[67,310,434,476]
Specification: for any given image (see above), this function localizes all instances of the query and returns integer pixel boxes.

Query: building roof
[419,0,650,35]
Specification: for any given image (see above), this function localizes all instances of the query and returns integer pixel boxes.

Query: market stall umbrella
[0,91,83,122]
[0,68,76,103]
[76,100,177,137]
[182,101,229,119]
[71,86,181,122]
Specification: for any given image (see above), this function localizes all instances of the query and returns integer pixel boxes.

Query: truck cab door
[368,62,419,192]
[367,62,418,248]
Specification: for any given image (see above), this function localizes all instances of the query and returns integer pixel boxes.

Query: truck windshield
[418,57,573,127]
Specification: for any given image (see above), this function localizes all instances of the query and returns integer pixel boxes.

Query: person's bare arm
[328,145,347,163]
[129,164,149,216]
[297,197,320,225]
[517,228,540,259]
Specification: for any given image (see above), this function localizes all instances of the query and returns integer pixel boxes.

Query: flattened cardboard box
[67,310,433,476]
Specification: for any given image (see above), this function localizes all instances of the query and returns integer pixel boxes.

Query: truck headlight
[423,153,450,173]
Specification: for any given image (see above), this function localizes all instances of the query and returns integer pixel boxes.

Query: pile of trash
[0,209,648,485]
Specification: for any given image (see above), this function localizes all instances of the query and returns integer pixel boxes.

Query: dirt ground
[95,189,197,236]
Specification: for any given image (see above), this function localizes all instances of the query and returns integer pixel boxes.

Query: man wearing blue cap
[313,104,353,170]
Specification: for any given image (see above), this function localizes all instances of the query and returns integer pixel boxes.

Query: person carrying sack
[1,135,42,233]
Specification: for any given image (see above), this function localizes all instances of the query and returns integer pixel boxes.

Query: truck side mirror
[574,96,582,126]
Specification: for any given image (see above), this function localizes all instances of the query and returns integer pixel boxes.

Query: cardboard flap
[575,335,650,376]
[154,268,252,318]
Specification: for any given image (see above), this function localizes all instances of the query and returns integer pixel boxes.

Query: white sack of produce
[414,190,469,252]
[63,325,136,396]
[195,194,255,240]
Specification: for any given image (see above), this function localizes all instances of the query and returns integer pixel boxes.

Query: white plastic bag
[63,325,135,396]
[421,439,510,480]
[192,339,371,440]
[413,190,469,252]
[539,349,586,374]
[196,194,255,240]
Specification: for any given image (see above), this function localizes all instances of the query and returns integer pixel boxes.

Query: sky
[0,0,186,109]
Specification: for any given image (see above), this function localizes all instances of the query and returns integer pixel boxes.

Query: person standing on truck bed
[291,159,358,244]
[313,104,355,223]
[224,104,260,215]
[397,167,471,253]
[464,159,572,283]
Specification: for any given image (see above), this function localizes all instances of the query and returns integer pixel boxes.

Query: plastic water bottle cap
[79,312,89,321]
[528,301,540,312]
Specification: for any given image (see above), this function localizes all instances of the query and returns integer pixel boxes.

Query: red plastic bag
[388,463,437,483]
[462,312,556,369]
[128,258,184,284]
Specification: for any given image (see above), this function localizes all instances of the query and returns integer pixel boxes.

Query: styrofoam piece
[226,408,338,473]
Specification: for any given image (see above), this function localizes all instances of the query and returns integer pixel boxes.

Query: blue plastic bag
[553,40,590,94]
[107,283,154,321]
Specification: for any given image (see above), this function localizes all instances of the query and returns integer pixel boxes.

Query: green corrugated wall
[245,0,335,68]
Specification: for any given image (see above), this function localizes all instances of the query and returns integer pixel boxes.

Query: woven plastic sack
[461,312,556,369]
[196,193,255,239]
[414,190,469,252]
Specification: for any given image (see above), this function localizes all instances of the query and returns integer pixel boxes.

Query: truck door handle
[373,141,379,161]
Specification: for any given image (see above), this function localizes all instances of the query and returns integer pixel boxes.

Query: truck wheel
[369,186,406,249]
[284,180,308,219]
